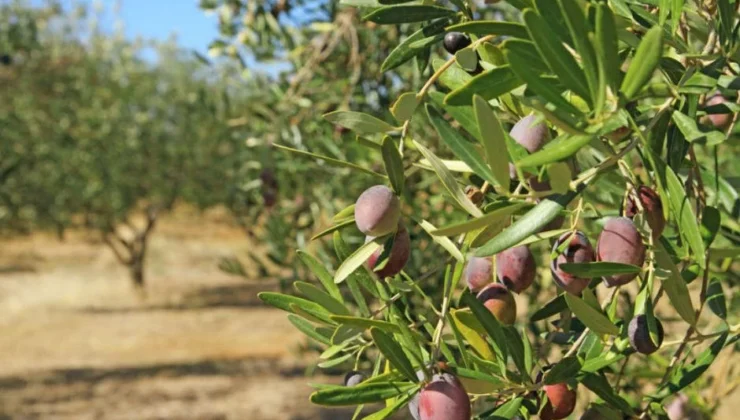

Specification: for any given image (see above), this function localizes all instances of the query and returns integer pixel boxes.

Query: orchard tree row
[204,0,740,419]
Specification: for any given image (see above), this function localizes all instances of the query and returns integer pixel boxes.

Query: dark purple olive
[628,314,664,355]
[496,246,535,294]
[625,186,665,240]
[596,217,645,287]
[443,32,472,55]
[366,223,410,278]
[551,231,595,295]
[508,115,551,179]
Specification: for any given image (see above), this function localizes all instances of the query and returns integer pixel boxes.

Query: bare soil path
[0,213,354,420]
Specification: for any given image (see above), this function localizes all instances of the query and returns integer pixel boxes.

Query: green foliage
[238,0,740,416]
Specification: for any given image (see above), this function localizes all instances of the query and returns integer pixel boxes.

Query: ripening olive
[496,246,535,294]
[625,185,665,240]
[443,32,472,55]
[366,223,410,278]
[700,93,734,130]
[417,373,471,420]
[606,126,631,143]
[551,231,595,295]
[540,383,577,420]
[597,217,646,287]
[354,185,401,236]
[508,115,551,179]
[463,256,494,293]
[628,314,664,355]
[344,371,367,387]
[665,393,702,420]
[476,283,517,325]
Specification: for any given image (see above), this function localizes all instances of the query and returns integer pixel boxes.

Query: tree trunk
[129,257,145,290]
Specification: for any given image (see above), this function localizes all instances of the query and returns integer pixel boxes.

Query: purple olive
[496,246,535,294]
[463,256,494,293]
[628,314,664,355]
[596,217,645,287]
[344,371,367,387]
[551,231,595,295]
[700,93,734,129]
[354,185,401,236]
[476,283,517,325]
[443,32,472,55]
[417,373,471,420]
[508,114,551,178]
[366,224,410,278]
[625,186,665,240]
[665,393,702,420]
[540,383,577,420]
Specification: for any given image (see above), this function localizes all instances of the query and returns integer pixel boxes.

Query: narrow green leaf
[544,356,582,384]
[334,233,372,316]
[297,251,343,302]
[581,351,624,373]
[654,332,732,399]
[717,0,733,48]
[534,0,574,46]
[505,43,583,116]
[451,309,495,360]
[654,242,696,325]
[672,111,725,145]
[456,48,479,72]
[274,144,386,179]
[581,373,636,414]
[565,293,619,335]
[559,0,600,108]
[295,282,351,316]
[503,327,529,378]
[363,5,455,24]
[426,105,498,186]
[333,204,356,222]
[445,21,530,39]
[413,140,483,217]
[487,397,523,419]
[474,189,580,257]
[391,92,419,122]
[428,91,480,140]
[559,262,641,278]
[288,314,332,345]
[381,136,405,195]
[417,219,465,262]
[515,134,593,168]
[310,382,416,406]
[318,352,355,368]
[706,278,727,320]
[361,390,417,420]
[445,66,524,106]
[311,218,356,241]
[331,316,401,334]
[335,238,384,284]
[324,111,396,134]
[620,26,663,100]
[433,58,473,91]
[259,292,333,317]
[371,328,418,382]
[473,95,511,190]
[460,292,509,365]
[382,18,453,72]
[523,10,591,105]
[432,202,526,237]
[662,159,707,267]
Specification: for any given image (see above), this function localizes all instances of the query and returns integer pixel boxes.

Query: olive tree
[242,0,739,418]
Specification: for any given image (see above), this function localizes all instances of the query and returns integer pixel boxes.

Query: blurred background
[0,1,738,419]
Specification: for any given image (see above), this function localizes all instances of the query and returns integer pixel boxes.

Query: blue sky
[52,0,220,54]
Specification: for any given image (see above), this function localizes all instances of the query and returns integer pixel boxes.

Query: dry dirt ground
[0,211,737,419]
[0,211,360,420]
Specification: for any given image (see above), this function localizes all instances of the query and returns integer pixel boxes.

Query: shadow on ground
[0,357,390,420]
